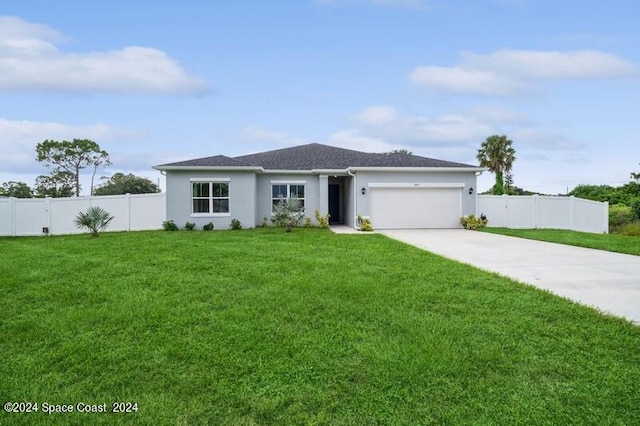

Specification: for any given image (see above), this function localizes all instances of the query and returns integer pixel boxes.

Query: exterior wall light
[361,187,366,195]
[468,187,474,195]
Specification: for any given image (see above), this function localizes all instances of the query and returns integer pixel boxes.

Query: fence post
[127,193,132,232]
[502,194,508,227]
[603,201,609,234]
[10,197,16,237]
[533,194,539,229]
[45,197,52,235]
[569,196,575,231]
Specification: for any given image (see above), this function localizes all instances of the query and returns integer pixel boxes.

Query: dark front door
[328,184,341,224]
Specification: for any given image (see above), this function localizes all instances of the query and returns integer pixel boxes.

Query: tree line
[0,139,160,198]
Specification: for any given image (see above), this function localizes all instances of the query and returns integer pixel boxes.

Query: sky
[1,0,639,195]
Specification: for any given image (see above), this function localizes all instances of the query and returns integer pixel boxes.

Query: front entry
[328,184,341,224]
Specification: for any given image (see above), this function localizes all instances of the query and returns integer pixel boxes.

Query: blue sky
[1,0,639,194]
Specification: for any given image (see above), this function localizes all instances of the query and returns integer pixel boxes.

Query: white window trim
[190,180,231,217]
[270,180,306,184]
[190,177,231,182]
[271,183,306,213]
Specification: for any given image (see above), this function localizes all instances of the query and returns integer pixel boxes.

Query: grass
[480,227,640,256]
[1,229,639,425]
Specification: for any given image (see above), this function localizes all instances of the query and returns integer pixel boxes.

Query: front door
[328,184,341,224]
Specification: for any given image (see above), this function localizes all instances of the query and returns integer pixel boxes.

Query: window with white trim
[271,183,305,212]
[192,181,230,214]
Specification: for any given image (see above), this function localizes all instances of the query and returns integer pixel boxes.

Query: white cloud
[465,49,637,79]
[0,16,208,94]
[410,49,638,96]
[349,105,494,146]
[240,125,308,147]
[0,118,136,174]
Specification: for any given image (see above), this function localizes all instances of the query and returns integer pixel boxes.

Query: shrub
[460,214,488,230]
[619,222,640,236]
[203,222,215,231]
[260,217,269,228]
[630,198,640,221]
[609,204,634,231]
[303,217,313,228]
[360,218,374,232]
[271,196,304,232]
[230,219,242,230]
[74,206,114,237]
[162,220,179,231]
[184,222,196,231]
[314,209,330,229]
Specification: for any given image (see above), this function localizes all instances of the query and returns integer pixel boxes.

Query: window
[192,181,229,215]
[272,183,305,212]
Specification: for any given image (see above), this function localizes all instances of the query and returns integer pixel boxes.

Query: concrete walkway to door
[380,229,640,325]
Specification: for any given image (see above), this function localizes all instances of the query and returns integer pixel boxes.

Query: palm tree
[477,135,516,195]
[74,206,114,237]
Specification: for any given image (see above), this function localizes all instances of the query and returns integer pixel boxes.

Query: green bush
[314,209,330,229]
[360,218,374,232]
[260,217,269,228]
[460,214,488,230]
[271,196,304,232]
[609,204,634,231]
[203,222,215,231]
[303,217,312,228]
[230,219,242,230]
[630,198,640,221]
[184,222,196,231]
[619,222,640,236]
[162,220,179,231]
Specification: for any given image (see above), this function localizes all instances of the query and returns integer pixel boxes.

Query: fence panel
[0,193,166,236]
[537,197,571,229]
[477,195,608,234]
[573,198,608,234]
[15,199,49,236]
[0,198,12,235]
[130,193,166,230]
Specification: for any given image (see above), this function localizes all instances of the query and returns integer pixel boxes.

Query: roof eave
[152,165,264,172]
[348,166,487,173]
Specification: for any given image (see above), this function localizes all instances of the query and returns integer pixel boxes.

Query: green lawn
[481,227,640,256]
[1,229,638,425]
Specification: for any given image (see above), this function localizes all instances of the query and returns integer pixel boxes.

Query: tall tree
[631,163,640,181]
[34,172,75,198]
[35,139,111,196]
[476,135,516,195]
[0,181,33,198]
[94,173,161,195]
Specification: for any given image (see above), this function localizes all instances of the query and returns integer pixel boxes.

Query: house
[153,143,485,229]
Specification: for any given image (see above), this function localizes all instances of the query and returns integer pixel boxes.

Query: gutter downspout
[347,168,357,229]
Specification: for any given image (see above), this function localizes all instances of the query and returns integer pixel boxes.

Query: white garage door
[370,187,462,229]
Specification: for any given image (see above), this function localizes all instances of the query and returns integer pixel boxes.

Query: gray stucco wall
[165,171,256,229]
[255,173,321,225]
[352,171,478,223]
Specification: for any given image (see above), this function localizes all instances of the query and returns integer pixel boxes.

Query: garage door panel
[370,187,461,229]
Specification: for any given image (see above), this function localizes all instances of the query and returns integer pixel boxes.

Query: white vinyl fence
[0,193,166,237]
[477,195,609,234]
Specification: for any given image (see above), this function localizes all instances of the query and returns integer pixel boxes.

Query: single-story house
[153,143,485,230]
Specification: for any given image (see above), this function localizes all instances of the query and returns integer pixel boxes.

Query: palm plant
[477,135,516,195]
[271,196,305,232]
[74,206,114,237]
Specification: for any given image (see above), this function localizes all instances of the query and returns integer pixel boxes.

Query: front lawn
[480,227,640,256]
[1,229,638,425]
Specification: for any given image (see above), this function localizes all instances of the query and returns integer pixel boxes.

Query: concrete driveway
[380,229,640,325]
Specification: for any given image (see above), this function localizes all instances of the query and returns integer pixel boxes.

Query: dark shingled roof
[156,143,478,170]
[155,155,254,168]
